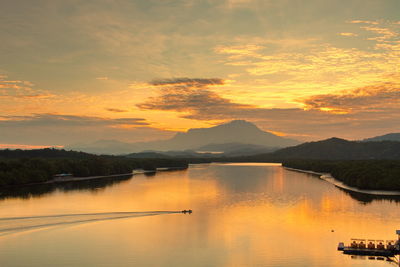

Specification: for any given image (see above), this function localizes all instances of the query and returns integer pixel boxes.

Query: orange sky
[1,0,400,147]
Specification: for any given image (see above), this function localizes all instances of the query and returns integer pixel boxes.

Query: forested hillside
[270,138,400,160]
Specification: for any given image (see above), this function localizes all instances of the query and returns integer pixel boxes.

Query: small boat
[181,210,193,214]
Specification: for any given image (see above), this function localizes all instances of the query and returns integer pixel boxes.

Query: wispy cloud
[350,20,379,25]
[138,77,400,140]
[302,81,400,113]
[0,114,148,127]
[150,78,224,87]
[214,44,264,59]
[0,75,55,99]
[339,32,358,37]
[224,0,256,8]
[362,26,398,41]
[1,1,399,142]
[213,20,400,100]
[0,113,173,146]
[105,108,128,113]
[137,78,247,117]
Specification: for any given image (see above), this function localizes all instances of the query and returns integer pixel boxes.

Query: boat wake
[0,211,180,236]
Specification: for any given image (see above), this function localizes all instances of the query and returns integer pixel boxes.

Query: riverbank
[0,166,187,189]
[0,152,189,188]
[284,167,400,196]
[51,173,135,183]
[51,166,188,183]
[49,166,187,184]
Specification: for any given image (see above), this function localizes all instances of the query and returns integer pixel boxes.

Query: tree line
[0,149,188,187]
[282,159,400,190]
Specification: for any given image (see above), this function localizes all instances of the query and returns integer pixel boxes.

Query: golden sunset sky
[1,0,399,147]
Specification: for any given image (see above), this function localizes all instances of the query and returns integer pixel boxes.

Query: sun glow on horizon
[1,1,399,145]
[0,144,64,150]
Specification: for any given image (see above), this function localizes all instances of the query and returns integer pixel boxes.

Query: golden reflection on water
[0,163,399,267]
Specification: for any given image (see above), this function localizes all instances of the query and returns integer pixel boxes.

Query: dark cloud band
[150,78,224,87]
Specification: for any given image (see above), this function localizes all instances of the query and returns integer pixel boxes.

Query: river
[0,163,399,266]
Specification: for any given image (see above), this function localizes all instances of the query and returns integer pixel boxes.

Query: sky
[1,0,400,148]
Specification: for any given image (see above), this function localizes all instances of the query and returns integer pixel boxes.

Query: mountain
[363,133,400,142]
[267,137,400,160]
[68,120,300,154]
[165,120,299,150]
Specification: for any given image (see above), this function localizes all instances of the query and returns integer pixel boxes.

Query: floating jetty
[338,230,400,259]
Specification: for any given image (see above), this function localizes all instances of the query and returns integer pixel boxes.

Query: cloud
[213,20,400,96]
[137,77,400,140]
[150,78,224,87]
[362,26,398,41]
[1,1,399,143]
[350,20,379,25]
[105,108,128,113]
[137,77,251,117]
[302,82,400,113]
[0,113,173,146]
[140,79,358,122]
[214,44,264,59]
[225,0,256,8]
[0,75,55,99]
[339,32,358,37]
[0,114,148,127]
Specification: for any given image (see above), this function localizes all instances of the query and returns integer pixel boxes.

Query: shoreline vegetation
[0,149,188,188]
[281,159,400,192]
[1,167,187,189]
[284,167,400,196]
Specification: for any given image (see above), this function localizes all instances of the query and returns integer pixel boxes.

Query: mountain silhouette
[267,137,400,160]
[67,120,300,154]
[363,133,400,142]
[164,120,299,150]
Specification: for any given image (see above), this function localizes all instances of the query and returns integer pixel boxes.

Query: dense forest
[0,149,188,187]
[282,159,400,190]
[269,138,400,160]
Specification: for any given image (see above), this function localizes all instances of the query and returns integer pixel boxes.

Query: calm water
[0,163,399,267]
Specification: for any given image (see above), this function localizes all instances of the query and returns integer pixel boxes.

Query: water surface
[0,163,399,266]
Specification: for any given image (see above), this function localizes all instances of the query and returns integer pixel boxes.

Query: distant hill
[363,133,400,142]
[127,137,400,161]
[68,120,300,154]
[124,151,172,158]
[127,150,218,159]
[126,143,277,159]
[268,137,400,160]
